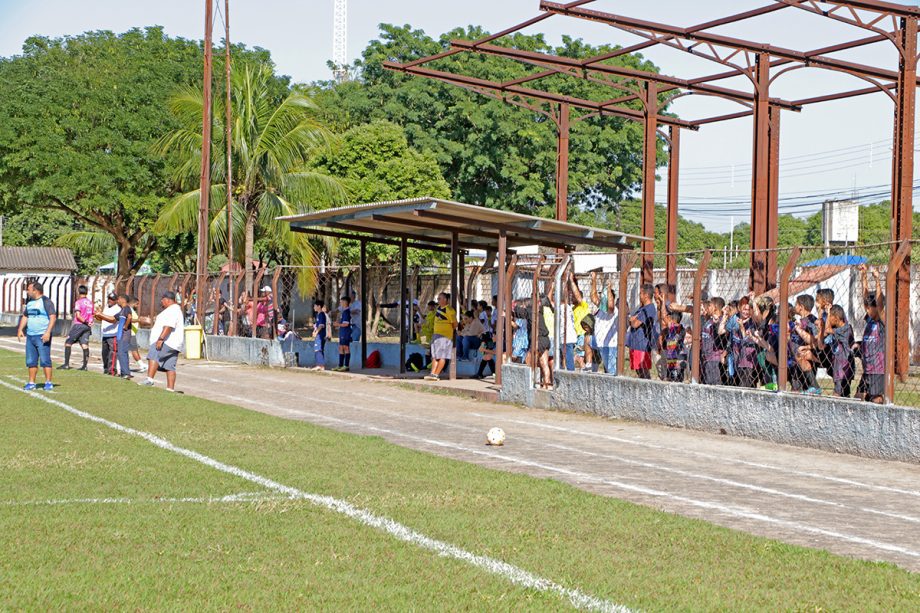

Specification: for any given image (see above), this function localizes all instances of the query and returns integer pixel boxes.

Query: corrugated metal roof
[0,246,77,272]
[278,197,646,250]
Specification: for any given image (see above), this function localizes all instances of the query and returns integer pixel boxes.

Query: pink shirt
[75,297,94,325]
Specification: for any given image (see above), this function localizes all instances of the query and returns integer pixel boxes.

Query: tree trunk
[244,209,255,294]
[116,240,136,280]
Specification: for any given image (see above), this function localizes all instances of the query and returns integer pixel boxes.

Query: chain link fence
[512,241,918,408]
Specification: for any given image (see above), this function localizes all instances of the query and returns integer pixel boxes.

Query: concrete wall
[500,363,920,465]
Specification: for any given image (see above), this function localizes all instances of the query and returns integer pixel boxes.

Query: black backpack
[406,353,428,372]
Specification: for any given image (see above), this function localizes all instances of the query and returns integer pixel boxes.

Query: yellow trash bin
[184,325,203,360]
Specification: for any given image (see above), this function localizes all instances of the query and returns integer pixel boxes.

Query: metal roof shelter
[0,247,77,273]
[281,197,645,384]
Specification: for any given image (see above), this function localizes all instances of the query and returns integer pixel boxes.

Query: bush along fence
[507,240,920,409]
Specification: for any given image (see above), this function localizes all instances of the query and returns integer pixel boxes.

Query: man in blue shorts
[16,281,57,391]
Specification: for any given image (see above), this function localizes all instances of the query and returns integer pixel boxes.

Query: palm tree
[154,63,345,292]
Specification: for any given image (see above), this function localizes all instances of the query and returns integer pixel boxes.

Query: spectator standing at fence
[590,272,618,375]
[790,295,821,394]
[425,292,457,382]
[725,298,759,388]
[817,304,855,397]
[419,300,436,345]
[312,300,328,370]
[562,272,590,371]
[142,291,184,391]
[511,302,530,364]
[659,307,686,382]
[59,285,93,371]
[813,288,836,376]
[17,281,57,391]
[333,295,353,372]
[699,297,725,385]
[256,286,275,339]
[95,292,121,376]
[627,283,657,379]
[856,265,885,403]
[349,290,363,341]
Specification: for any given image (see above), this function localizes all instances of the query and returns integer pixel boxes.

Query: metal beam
[454,40,802,110]
[383,62,700,129]
[540,1,900,82]
[556,103,570,221]
[665,126,680,293]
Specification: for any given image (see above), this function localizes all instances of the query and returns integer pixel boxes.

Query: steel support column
[399,237,408,375]
[360,239,368,368]
[766,105,781,289]
[749,53,772,294]
[450,232,459,381]
[891,16,917,379]
[495,231,508,386]
[641,83,658,285]
[666,126,680,297]
[556,102,571,222]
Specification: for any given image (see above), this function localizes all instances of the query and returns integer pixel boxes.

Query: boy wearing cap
[143,291,185,391]
[60,285,94,371]
[95,292,122,375]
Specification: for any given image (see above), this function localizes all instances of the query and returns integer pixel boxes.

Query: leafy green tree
[155,63,346,292]
[310,120,451,334]
[312,25,666,222]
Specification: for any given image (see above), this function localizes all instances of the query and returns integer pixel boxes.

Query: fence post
[504,256,517,372]
[616,253,638,377]
[690,250,712,384]
[777,247,800,391]
[149,274,161,320]
[885,240,912,404]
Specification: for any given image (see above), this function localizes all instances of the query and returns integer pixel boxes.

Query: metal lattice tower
[332,0,348,82]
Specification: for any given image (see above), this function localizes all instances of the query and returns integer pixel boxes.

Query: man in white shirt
[95,292,122,376]
[142,291,185,391]
[590,271,619,375]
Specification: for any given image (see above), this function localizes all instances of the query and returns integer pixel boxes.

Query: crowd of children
[597,263,886,403]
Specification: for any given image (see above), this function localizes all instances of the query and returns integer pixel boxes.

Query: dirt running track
[2,336,919,572]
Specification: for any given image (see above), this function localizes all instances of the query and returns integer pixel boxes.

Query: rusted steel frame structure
[777,247,801,391]
[282,199,641,385]
[542,0,917,376]
[386,4,806,287]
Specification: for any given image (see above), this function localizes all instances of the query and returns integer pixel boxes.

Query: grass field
[0,348,918,610]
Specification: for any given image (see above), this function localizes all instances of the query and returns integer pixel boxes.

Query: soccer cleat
[423,374,440,381]
[24,382,37,391]
[57,364,72,370]
[43,382,54,391]
[141,379,155,387]
[77,365,88,371]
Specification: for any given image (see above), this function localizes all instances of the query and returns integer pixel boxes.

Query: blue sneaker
[43,381,54,391]
[24,382,37,391]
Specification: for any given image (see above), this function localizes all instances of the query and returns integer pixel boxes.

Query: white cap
[260,286,271,293]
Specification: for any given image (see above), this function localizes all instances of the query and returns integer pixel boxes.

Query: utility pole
[332,0,348,82]
[196,0,214,323]
[224,0,235,334]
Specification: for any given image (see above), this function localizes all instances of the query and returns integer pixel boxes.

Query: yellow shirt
[420,311,435,339]
[433,305,457,338]
[573,300,589,335]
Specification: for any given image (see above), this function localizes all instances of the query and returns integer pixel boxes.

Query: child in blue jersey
[334,295,352,372]
[312,300,327,370]
[856,266,885,403]
[659,309,686,382]
[822,305,855,397]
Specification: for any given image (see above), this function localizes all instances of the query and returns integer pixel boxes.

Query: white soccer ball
[486,427,506,446]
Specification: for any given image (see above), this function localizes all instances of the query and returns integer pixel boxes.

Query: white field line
[182,371,920,527]
[0,492,288,507]
[469,412,920,499]
[201,388,920,561]
[3,336,916,500]
[0,378,628,613]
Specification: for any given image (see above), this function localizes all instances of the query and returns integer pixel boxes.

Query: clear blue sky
[1,0,918,232]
